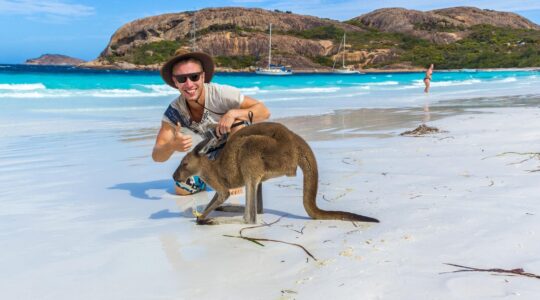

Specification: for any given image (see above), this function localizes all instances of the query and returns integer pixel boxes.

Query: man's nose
[184,78,196,87]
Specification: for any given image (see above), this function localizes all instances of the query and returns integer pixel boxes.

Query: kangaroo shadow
[150,203,310,221]
[108,180,311,221]
[109,179,175,200]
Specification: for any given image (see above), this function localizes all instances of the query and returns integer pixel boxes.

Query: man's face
[172,61,205,102]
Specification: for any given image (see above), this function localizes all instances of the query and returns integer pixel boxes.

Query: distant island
[79,6,540,72]
[26,54,86,66]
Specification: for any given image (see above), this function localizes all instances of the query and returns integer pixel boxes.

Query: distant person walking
[423,64,434,93]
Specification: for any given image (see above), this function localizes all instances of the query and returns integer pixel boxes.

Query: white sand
[1,104,540,299]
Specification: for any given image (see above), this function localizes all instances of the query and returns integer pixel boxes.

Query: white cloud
[0,0,94,17]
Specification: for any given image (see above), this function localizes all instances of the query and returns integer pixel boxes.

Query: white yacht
[333,33,363,74]
[255,23,293,75]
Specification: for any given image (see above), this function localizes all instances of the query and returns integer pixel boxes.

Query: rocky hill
[26,54,86,66]
[82,6,540,71]
[83,7,362,71]
[352,6,540,43]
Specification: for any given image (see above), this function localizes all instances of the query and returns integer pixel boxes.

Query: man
[152,52,271,195]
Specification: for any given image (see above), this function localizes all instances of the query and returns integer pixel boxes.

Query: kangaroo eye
[181,162,187,168]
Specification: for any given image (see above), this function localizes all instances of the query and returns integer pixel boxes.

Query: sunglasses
[173,72,203,83]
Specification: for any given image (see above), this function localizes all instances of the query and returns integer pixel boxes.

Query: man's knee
[174,176,207,196]
[175,185,195,196]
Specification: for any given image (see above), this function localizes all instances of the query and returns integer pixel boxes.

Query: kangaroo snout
[172,151,202,183]
[172,164,186,183]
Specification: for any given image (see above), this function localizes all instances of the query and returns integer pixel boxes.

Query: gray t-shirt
[162,83,245,136]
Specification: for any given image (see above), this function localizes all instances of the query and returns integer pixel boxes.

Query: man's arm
[216,96,271,136]
[152,121,193,162]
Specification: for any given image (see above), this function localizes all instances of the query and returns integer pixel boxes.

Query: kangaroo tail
[297,137,380,223]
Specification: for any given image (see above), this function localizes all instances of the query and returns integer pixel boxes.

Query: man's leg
[175,185,194,196]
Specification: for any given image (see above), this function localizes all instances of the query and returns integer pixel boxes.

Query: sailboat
[333,33,362,74]
[255,23,293,75]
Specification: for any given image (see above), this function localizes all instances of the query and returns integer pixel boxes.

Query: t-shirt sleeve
[162,104,180,126]
[161,100,190,127]
[215,84,245,111]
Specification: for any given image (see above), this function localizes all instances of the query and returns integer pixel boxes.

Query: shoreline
[80,64,540,74]
[5,63,540,75]
[73,59,540,73]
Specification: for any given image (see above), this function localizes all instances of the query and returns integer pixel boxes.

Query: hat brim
[160,52,214,88]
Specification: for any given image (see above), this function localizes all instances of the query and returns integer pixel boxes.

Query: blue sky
[1,0,539,64]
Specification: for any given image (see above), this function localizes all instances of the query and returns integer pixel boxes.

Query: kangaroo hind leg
[257,182,263,214]
[244,180,260,224]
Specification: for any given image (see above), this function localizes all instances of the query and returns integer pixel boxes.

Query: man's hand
[169,122,193,152]
[216,110,237,137]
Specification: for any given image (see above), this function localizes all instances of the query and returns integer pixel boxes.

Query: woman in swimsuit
[424,64,434,93]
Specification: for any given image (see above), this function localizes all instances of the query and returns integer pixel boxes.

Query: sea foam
[0,83,46,91]
[0,86,176,98]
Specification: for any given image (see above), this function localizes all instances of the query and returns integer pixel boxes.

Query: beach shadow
[109,179,175,200]
[150,204,310,221]
[150,209,182,219]
[263,209,310,220]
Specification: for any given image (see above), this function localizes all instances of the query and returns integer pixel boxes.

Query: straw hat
[160,51,214,88]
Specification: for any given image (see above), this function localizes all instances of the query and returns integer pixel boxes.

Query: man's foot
[229,187,244,196]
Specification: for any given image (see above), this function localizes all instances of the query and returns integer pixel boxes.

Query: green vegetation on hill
[196,24,255,36]
[214,55,257,69]
[412,20,466,32]
[108,40,183,65]
[400,25,540,68]
[285,23,417,51]
[313,56,335,67]
[285,24,422,66]
[286,25,344,40]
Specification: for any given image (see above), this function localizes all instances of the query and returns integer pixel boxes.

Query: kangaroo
[173,122,379,224]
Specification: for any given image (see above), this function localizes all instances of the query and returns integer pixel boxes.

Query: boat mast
[190,18,197,51]
[268,23,272,68]
[342,33,346,68]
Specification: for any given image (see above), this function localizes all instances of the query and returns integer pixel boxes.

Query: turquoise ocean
[1,64,539,139]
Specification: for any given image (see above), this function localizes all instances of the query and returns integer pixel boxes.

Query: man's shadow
[109,179,175,200]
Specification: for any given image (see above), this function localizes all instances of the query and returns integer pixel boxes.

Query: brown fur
[173,122,379,224]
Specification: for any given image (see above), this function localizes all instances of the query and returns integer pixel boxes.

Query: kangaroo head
[172,137,211,183]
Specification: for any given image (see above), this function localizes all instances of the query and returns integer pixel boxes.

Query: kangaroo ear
[192,137,211,156]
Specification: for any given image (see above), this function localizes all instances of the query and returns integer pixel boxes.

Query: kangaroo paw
[196,218,216,225]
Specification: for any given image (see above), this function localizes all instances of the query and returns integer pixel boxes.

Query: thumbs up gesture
[170,122,193,152]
